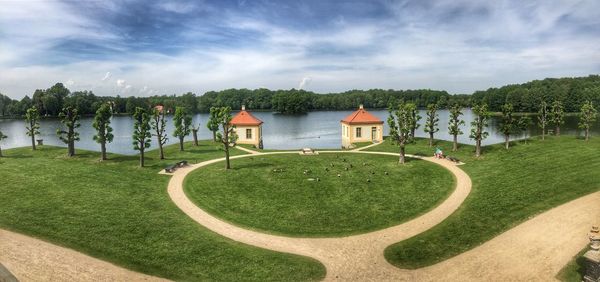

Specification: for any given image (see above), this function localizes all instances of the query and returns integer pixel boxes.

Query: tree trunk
[31,134,36,150]
[504,134,509,150]
[429,132,434,146]
[398,144,405,164]
[410,128,415,139]
[225,145,231,169]
[68,140,75,157]
[192,129,198,146]
[556,125,560,136]
[475,139,481,157]
[585,128,589,141]
[0,145,3,157]
[212,131,216,142]
[158,142,164,160]
[140,148,145,167]
[541,125,545,140]
[452,134,458,151]
[100,142,107,161]
[179,137,184,151]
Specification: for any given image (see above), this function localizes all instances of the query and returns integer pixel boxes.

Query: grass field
[366,136,600,269]
[0,141,325,281]
[184,153,454,236]
[556,247,588,281]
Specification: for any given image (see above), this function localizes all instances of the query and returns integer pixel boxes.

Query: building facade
[341,105,384,149]
[230,105,264,149]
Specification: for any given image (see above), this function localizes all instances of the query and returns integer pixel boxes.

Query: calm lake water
[0,109,597,155]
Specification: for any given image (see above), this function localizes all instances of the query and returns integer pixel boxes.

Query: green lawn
[0,141,325,281]
[366,136,600,269]
[184,153,454,236]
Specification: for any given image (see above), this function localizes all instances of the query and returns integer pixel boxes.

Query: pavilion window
[246,128,252,139]
[356,127,362,138]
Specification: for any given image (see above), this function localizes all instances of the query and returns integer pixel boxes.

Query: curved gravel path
[168,151,472,280]
[0,229,167,282]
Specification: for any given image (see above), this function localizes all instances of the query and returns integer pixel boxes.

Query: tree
[92,103,114,161]
[538,101,549,140]
[0,130,7,157]
[387,102,412,164]
[579,101,597,141]
[406,103,421,140]
[517,116,532,144]
[57,106,80,157]
[207,108,220,141]
[499,103,516,150]
[151,107,168,160]
[213,107,238,169]
[132,107,152,167]
[448,104,465,151]
[550,100,565,136]
[25,106,40,150]
[424,103,439,146]
[192,124,200,146]
[469,104,490,157]
[173,107,192,151]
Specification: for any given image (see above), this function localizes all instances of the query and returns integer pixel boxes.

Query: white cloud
[101,72,112,81]
[298,77,312,90]
[116,79,126,88]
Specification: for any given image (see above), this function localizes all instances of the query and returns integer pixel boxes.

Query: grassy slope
[184,153,454,236]
[365,136,600,269]
[0,141,325,281]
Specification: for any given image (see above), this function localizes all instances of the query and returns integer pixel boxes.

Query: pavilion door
[371,127,377,141]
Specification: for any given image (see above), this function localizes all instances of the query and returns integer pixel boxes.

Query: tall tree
[538,101,549,140]
[132,107,152,167]
[424,103,440,146]
[579,101,597,141]
[469,104,490,157]
[550,100,565,136]
[499,103,516,150]
[448,104,465,151]
[207,108,220,141]
[213,107,238,169]
[25,106,40,150]
[406,103,421,140]
[0,130,7,157]
[151,107,168,160]
[387,102,412,164]
[92,103,114,161]
[57,106,80,157]
[173,107,192,151]
[517,116,532,144]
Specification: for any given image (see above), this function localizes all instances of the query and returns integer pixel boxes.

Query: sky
[0,0,599,99]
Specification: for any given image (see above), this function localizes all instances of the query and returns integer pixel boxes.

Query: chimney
[241,105,246,111]
[359,104,364,110]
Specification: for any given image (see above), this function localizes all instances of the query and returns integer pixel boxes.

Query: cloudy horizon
[1,0,599,99]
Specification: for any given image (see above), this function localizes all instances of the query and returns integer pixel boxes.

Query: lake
[0,109,597,155]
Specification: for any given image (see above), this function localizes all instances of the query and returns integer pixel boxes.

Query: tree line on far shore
[1,74,598,116]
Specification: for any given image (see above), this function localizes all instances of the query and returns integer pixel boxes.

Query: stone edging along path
[167,150,472,281]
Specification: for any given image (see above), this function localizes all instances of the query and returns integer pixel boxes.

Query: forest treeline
[0,75,599,116]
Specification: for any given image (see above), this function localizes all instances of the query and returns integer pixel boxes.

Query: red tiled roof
[341,106,383,125]
[231,110,263,126]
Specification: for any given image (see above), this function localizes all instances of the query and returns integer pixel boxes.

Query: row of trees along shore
[387,99,598,164]
[1,75,599,116]
[0,102,239,168]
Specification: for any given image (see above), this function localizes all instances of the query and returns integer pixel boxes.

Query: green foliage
[57,106,81,144]
[0,130,6,140]
[538,101,549,137]
[213,107,238,145]
[448,104,465,137]
[470,104,490,156]
[206,108,220,140]
[578,101,597,140]
[185,153,453,236]
[424,103,440,146]
[388,102,414,163]
[173,107,192,140]
[92,104,114,144]
[271,89,312,114]
[499,103,515,137]
[132,107,152,151]
[151,107,168,158]
[405,103,421,139]
[551,100,565,129]
[25,106,40,137]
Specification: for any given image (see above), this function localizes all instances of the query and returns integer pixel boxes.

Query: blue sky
[0,0,599,98]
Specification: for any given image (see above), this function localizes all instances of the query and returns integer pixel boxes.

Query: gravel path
[0,229,167,282]
[168,151,472,281]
